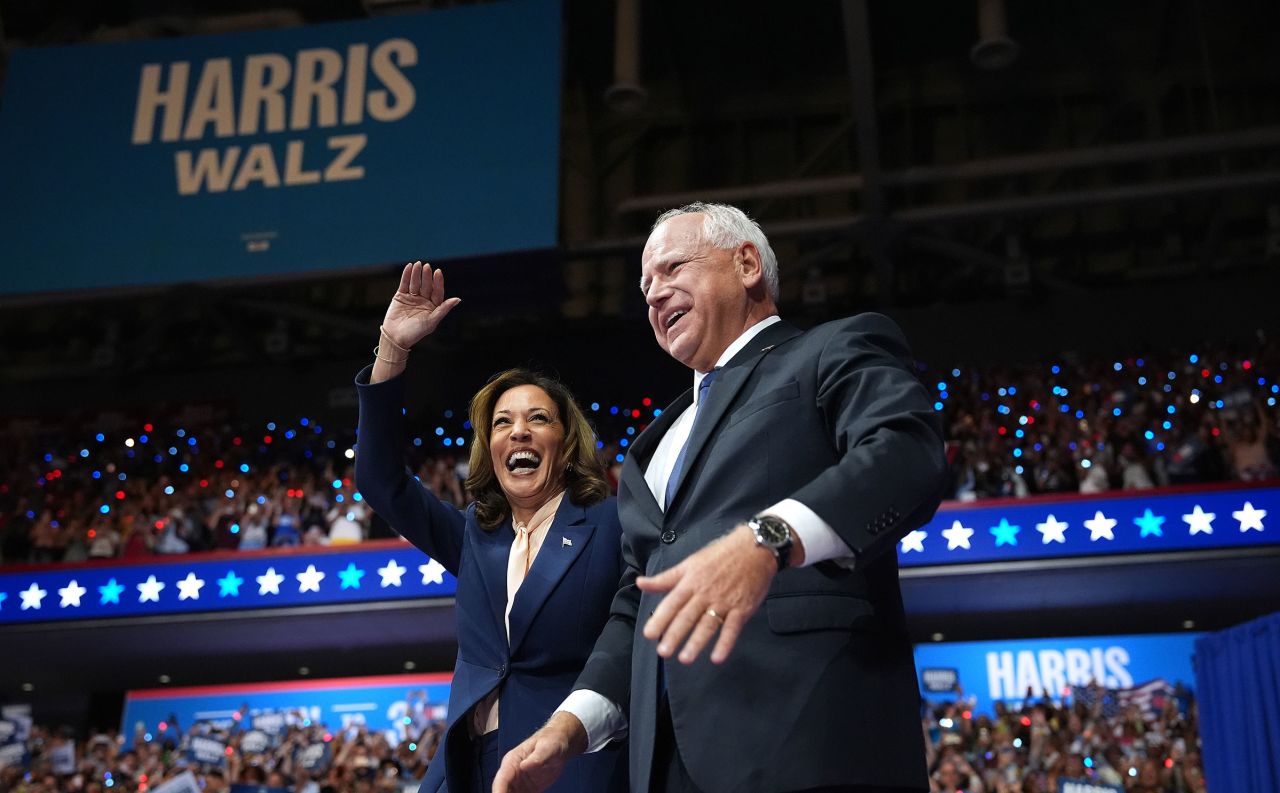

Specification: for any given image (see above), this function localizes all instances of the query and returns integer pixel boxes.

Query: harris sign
[0,0,560,294]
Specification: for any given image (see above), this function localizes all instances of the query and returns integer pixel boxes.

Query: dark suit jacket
[355,366,628,793]
[574,315,947,793]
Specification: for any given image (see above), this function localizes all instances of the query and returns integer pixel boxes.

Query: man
[495,203,947,792]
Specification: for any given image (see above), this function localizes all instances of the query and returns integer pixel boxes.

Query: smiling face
[488,384,567,519]
[640,212,768,373]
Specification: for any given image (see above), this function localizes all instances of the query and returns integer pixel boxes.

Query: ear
[735,241,764,289]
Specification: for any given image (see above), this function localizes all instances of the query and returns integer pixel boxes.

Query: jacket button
[498,664,506,676]
[660,530,677,544]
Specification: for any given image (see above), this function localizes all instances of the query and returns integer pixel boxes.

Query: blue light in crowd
[934,402,944,411]
[1014,465,1024,475]
[951,368,961,377]
[257,496,267,505]
[653,409,662,417]
[1156,442,1166,451]
[1113,408,1122,417]
[92,471,102,479]
[1008,386,1017,395]
[998,387,1007,396]
[1113,362,1122,372]
[1144,431,1155,440]
[1163,384,1172,393]
[353,492,363,502]
[80,449,89,457]
[314,425,322,433]
[336,494,345,502]
[620,439,629,447]
[1261,377,1269,386]
[1273,385,1279,393]
[1015,429,1024,438]
[225,489,235,498]
[413,437,422,446]
[444,409,454,419]
[981,393,990,401]
[1081,459,1092,469]
[230,523,240,534]
[179,463,189,472]
[188,437,197,446]
[139,434,148,444]
[434,427,444,436]
[1084,757,1094,769]
[26,510,35,519]
[610,406,619,415]
[1069,442,1077,450]
[1013,738,1023,749]
[936,382,947,391]
[1033,443,1042,451]
[177,429,186,437]
[100,505,110,514]
[164,486,174,495]
[43,453,53,462]
[1270,397,1278,407]
[1189,354,1198,363]
[1138,376,1147,385]
[463,420,472,430]
[1167,405,1176,414]
[1168,371,1176,379]
[304,449,313,459]
[267,422,277,431]
[1163,421,1172,430]
[1059,405,1070,413]
[596,440,604,449]
[332,479,342,489]
[301,417,310,426]
[1013,448,1023,458]
[1136,358,1144,367]
[1051,365,1061,374]
[126,450,135,458]
[1214,375,1223,383]
[1018,415,1028,425]
[443,438,453,447]
[615,454,625,463]
[939,391,949,400]
[168,446,178,455]
[240,463,250,473]
[1215,400,1224,409]
[118,473,127,481]
[402,408,407,416]
[96,433,105,442]
[455,437,465,447]
[285,430,296,439]
[153,454,163,463]
[144,734,153,743]
[626,427,636,435]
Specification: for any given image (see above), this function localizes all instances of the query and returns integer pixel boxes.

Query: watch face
[754,517,789,546]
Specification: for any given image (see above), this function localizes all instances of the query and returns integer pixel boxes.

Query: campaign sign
[151,771,203,793]
[252,713,287,736]
[921,667,959,694]
[239,731,272,755]
[294,742,330,772]
[0,721,14,744]
[0,0,560,295]
[231,786,291,793]
[0,708,31,742]
[1058,779,1123,793]
[187,735,229,767]
[0,743,25,770]
[122,673,452,750]
[913,632,1200,716]
[49,742,76,775]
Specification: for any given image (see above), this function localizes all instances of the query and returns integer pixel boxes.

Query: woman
[355,261,627,793]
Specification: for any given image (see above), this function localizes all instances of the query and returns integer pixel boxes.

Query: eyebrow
[493,406,554,415]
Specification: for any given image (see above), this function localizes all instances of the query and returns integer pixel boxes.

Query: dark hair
[466,368,610,529]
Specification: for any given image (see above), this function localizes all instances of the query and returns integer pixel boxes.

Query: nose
[644,277,669,309]
[510,419,532,441]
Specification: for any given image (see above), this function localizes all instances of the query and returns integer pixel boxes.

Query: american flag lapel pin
[562,536,573,548]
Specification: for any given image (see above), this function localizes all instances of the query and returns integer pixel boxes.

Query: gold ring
[705,608,723,623]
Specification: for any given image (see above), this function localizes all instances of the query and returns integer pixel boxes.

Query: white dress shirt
[556,316,855,750]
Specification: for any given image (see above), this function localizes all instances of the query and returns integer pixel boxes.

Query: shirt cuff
[763,498,855,567]
[556,690,628,753]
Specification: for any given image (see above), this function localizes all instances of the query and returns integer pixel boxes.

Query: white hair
[651,202,780,302]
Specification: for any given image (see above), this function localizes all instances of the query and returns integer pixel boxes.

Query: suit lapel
[506,500,594,654]
[472,516,513,638]
[666,321,803,509]
[622,388,692,529]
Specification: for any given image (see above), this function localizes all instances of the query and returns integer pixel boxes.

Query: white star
[1036,514,1069,544]
[20,583,48,610]
[177,573,206,600]
[58,580,87,608]
[257,567,285,595]
[1182,505,1216,536]
[941,520,975,550]
[419,559,446,585]
[136,575,165,603]
[1083,511,1117,541]
[378,559,407,587]
[296,565,325,593]
[900,530,927,553]
[1233,501,1267,532]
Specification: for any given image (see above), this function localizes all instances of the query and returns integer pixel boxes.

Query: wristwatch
[747,515,794,571]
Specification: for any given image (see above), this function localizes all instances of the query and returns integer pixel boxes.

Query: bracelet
[373,344,409,365]
[379,326,411,354]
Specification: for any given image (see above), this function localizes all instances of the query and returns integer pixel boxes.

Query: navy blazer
[575,316,948,792]
[355,366,628,793]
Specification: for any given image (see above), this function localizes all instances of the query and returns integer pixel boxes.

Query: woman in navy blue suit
[355,262,627,793]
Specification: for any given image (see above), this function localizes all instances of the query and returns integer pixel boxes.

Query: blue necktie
[664,368,720,509]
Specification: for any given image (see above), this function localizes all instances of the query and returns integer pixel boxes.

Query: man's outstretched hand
[493,711,587,793]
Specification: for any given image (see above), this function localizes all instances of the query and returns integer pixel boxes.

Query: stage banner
[1057,780,1123,793]
[913,632,1200,717]
[121,673,452,750]
[896,484,1277,566]
[0,0,560,295]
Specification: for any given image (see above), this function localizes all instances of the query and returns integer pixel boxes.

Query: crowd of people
[924,684,1204,793]
[0,684,1204,793]
[2,340,1277,567]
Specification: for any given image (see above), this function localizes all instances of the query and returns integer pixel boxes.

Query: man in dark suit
[495,203,947,793]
